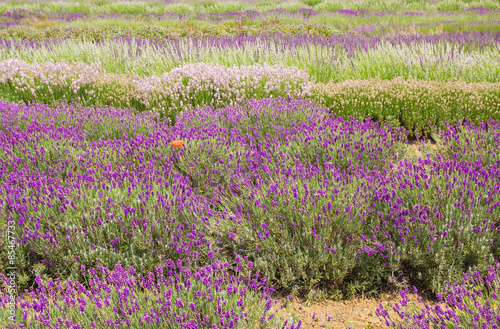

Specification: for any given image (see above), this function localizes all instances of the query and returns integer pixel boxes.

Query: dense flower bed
[0,60,311,123]
[1,97,499,327]
[1,260,279,328]
[377,262,500,328]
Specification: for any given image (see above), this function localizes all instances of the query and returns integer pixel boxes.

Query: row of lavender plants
[1,32,499,82]
[0,60,312,124]
[3,7,499,24]
[2,18,499,42]
[0,24,340,40]
[0,97,499,327]
[312,78,500,136]
[1,0,499,16]
[0,59,499,135]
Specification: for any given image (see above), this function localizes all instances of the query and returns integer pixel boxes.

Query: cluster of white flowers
[0,59,312,114]
[135,62,312,114]
[0,59,104,96]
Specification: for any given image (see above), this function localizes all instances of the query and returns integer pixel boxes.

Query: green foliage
[301,0,323,7]
[313,78,500,137]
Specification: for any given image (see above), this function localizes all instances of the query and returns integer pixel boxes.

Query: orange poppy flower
[172,140,184,147]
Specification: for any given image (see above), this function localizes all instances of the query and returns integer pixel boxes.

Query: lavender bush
[376,262,500,328]
[0,260,277,328]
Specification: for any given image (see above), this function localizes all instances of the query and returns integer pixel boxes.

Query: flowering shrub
[313,78,500,136]
[0,60,311,122]
[0,260,276,328]
[376,262,500,328]
[134,62,312,120]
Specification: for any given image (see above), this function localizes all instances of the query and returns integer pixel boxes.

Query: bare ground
[270,292,437,329]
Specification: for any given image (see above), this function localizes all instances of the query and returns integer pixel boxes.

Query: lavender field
[0,1,500,328]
